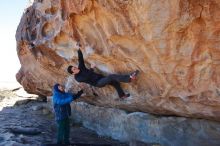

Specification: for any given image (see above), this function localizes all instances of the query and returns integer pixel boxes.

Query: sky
[0,0,28,82]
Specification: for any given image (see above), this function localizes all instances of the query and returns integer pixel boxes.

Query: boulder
[16,0,220,121]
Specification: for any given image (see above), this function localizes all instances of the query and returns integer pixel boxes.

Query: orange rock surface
[16,0,220,121]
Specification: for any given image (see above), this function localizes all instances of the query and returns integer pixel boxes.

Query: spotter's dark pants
[57,118,70,144]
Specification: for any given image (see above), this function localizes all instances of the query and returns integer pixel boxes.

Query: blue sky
[0,0,28,82]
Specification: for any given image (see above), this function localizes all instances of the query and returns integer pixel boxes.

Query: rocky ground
[0,87,129,146]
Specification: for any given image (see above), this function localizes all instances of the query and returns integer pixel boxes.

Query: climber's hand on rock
[91,63,96,69]
[76,42,82,48]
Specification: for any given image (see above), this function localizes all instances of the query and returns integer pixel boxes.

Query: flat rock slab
[42,142,159,146]
[9,127,41,135]
[42,144,112,146]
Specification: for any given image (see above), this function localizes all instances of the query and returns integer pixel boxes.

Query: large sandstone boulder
[16,0,220,121]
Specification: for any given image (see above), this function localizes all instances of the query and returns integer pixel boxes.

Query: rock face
[71,102,220,146]
[16,0,220,121]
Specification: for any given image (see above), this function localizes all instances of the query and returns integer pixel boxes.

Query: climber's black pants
[95,74,130,97]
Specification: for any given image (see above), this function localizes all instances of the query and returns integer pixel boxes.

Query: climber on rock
[67,43,139,99]
[52,83,83,144]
